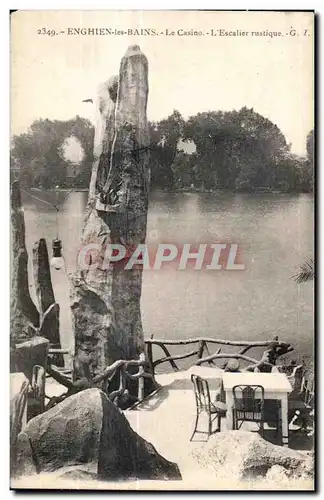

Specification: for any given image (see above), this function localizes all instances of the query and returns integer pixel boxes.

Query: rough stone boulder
[23,388,181,481]
[191,431,313,480]
[12,432,38,478]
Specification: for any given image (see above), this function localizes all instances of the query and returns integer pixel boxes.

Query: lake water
[22,190,314,365]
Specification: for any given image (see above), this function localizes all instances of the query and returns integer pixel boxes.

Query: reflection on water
[21,190,314,361]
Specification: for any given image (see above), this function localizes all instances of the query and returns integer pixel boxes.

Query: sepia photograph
[10,9,314,491]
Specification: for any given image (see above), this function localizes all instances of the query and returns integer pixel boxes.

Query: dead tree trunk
[10,181,39,351]
[32,238,64,367]
[71,45,150,386]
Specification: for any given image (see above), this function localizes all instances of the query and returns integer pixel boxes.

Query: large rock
[10,181,39,348]
[70,75,118,384]
[12,432,38,478]
[191,431,312,480]
[23,388,181,481]
[32,239,63,367]
[71,45,150,386]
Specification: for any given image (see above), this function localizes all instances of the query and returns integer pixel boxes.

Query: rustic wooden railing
[46,348,156,409]
[145,335,293,375]
[46,334,293,410]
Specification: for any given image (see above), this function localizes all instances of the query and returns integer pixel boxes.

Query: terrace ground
[28,365,313,491]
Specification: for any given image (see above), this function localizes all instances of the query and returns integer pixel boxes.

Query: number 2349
[37,28,57,36]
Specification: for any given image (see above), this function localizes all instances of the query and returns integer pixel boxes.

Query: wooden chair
[288,369,314,434]
[276,364,304,393]
[190,374,226,441]
[232,385,265,437]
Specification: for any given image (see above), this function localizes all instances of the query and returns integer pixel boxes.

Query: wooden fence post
[147,334,154,376]
[197,340,204,360]
[137,352,145,402]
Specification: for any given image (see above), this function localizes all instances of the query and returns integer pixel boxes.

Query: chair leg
[275,403,282,437]
[208,413,212,436]
[217,413,221,432]
[300,414,309,432]
[275,413,280,436]
[190,413,200,441]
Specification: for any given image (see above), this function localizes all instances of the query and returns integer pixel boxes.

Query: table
[222,372,292,447]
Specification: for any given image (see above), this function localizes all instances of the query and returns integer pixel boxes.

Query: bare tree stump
[12,336,49,383]
[10,373,30,475]
[33,238,63,366]
[71,46,150,392]
[10,181,39,351]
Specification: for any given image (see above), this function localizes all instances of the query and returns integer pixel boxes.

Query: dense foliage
[11,116,94,188]
[10,109,313,193]
[151,107,313,193]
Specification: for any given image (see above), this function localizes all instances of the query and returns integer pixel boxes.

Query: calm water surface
[22,190,314,363]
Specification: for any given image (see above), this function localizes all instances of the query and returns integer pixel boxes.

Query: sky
[11,10,314,155]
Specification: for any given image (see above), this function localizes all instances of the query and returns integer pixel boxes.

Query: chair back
[191,374,212,412]
[288,365,305,393]
[300,369,314,408]
[276,364,304,393]
[233,385,265,421]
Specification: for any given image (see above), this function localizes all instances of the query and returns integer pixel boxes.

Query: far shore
[29,187,314,196]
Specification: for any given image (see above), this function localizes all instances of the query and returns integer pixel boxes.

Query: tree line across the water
[10,108,314,193]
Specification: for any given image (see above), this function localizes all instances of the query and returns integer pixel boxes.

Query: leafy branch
[293,259,315,284]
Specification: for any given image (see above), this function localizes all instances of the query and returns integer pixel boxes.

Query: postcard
[10,10,314,491]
